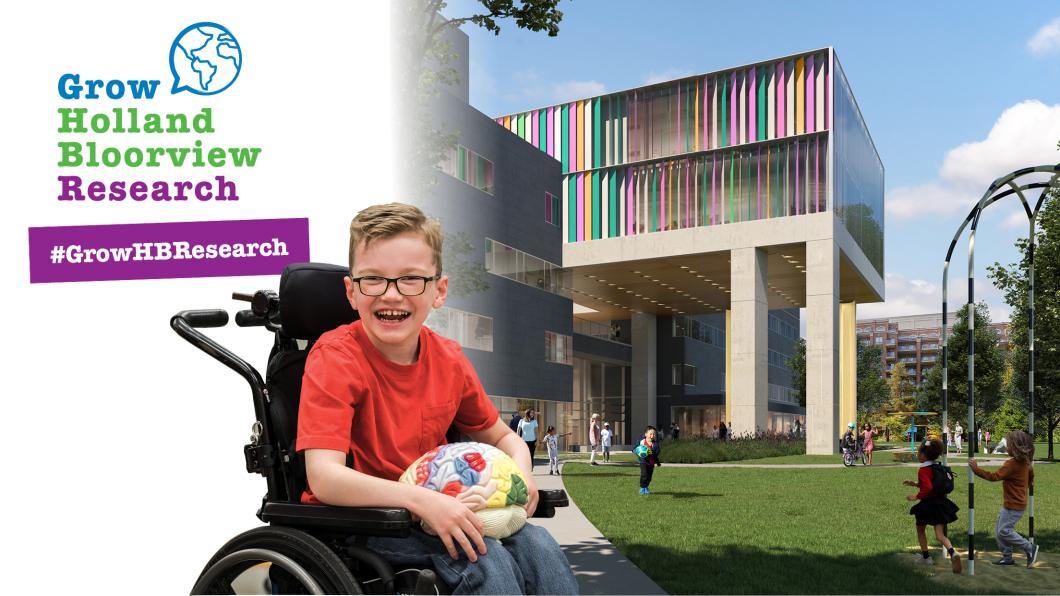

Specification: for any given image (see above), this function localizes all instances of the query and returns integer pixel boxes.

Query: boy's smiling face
[345,231,447,364]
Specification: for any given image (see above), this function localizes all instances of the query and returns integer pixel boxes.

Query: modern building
[498,48,885,453]
[856,313,1011,386]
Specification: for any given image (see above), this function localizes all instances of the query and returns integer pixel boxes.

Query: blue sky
[445,0,1060,323]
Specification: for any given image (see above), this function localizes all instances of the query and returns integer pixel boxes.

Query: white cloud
[1028,17,1060,57]
[1001,208,1028,230]
[550,80,606,102]
[886,100,1060,220]
[643,68,692,85]
[857,273,1011,323]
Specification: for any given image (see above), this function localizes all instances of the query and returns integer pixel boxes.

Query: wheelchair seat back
[267,262,357,503]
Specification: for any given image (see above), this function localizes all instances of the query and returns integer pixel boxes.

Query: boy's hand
[902,479,916,486]
[906,494,918,501]
[415,489,487,561]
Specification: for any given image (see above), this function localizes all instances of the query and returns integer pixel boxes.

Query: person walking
[718,420,728,442]
[943,424,951,453]
[634,426,662,495]
[517,408,539,470]
[862,422,876,465]
[903,439,962,573]
[588,413,602,466]
[954,423,963,454]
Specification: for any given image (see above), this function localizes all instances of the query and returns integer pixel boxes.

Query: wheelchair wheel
[192,526,361,595]
[842,450,855,467]
[860,451,867,466]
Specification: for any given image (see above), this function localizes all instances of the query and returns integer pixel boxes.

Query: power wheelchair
[172,262,569,594]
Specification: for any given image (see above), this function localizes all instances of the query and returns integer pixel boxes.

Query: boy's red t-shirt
[296,320,499,503]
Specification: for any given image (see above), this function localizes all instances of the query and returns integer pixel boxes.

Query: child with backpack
[969,430,1039,567]
[903,438,962,573]
[633,426,661,495]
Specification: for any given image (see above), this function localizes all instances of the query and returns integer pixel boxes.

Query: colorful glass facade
[497,49,884,275]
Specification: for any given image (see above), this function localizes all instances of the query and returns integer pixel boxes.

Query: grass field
[561,461,1059,594]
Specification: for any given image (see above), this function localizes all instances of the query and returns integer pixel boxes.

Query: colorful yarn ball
[399,442,530,539]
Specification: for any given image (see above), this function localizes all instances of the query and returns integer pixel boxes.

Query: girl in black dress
[903,438,962,573]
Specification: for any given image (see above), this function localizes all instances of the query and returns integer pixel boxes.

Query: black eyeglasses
[349,274,440,297]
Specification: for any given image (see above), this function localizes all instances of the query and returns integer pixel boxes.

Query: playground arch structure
[941,164,1060,575]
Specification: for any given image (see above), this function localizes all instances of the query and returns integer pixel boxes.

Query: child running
[634,426,662,495]
[903,438,962,573]
[969,430,1039,567]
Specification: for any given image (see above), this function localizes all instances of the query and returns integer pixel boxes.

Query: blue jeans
[365,523,579,594]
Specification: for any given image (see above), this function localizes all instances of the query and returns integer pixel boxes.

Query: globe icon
[634,444,652,459]
[169,22,242,95]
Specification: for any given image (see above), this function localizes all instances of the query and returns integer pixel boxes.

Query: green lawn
[561,461,1059,594]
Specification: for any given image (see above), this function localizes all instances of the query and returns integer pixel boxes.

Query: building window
[768,314,798,340]
[672,363,696,386]
[425,307,494,352]
[672,315,724,347]
[545,331,573,365]
[439,145,494,195]
[484,238,570,296]
[768,349,788,369]
[545,192,561,226]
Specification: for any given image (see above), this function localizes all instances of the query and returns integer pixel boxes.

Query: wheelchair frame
[172,262,568,594]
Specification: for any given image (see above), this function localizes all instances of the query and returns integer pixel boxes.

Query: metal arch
[938,164,1059,575]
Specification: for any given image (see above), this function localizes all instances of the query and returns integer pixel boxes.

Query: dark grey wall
[425,93,571,402]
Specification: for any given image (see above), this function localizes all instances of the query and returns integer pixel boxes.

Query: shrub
[662,432,805,463]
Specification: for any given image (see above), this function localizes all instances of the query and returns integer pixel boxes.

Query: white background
[1,2,390,591]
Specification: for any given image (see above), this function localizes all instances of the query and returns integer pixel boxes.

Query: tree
[918,302,1004,425]
[856,340,889,422]
[880,361,914,440]
[989,179,1060,459]
[991,363,1028,436]
[786,337,806,407]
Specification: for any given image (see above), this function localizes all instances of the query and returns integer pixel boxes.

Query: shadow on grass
[647,491,722,499]
[614,542,998,594]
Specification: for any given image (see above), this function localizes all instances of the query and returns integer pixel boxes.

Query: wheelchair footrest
[259,502,413,538]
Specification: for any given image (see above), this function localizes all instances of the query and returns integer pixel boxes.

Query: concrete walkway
[527,463,666,595]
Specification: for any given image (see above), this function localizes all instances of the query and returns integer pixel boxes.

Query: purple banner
[28,218,310,283]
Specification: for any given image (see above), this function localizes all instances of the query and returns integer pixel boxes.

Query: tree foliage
[786,337,806,407]
[988,178,1060,459]
[856,340,889,422]
[918,302,1004,427]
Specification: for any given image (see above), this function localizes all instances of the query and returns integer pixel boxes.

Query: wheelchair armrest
[532,488,569,519]
[259,502,413,538]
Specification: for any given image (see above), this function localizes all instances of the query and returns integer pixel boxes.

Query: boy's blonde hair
[1006,430,1035,464]
[348,203,443,274]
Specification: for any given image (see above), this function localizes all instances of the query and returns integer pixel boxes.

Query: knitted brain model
[634,443,653,459]
[399,442,530,539]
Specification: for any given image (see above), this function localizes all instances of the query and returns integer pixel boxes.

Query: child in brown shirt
[969,430,1038,567]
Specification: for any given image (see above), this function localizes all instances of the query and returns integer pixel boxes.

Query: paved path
[527,463,666,595]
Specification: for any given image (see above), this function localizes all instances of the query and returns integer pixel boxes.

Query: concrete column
[631,312,657,432]
[807,239,840,454]
[729,247,768,436]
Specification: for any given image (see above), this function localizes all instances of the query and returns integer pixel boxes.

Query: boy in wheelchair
[296,203,578,594]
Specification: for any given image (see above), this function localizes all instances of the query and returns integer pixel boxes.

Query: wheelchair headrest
[279,262,359,341]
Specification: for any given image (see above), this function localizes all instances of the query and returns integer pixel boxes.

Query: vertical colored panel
[531,110,537,148]
[584,171,592,240]
[816,54,826,132]
[546,107,554,157]
[757,66,766,141]
[609,168,618,237]
[806,55,815,133]
[826,52,832,130]
[739,70,747,145]
[567,176,576,242]
[704,77,711,150]
[695,80,700,151]
[721,76,729,147]
[576,101,584,171]
[619,95,626,165]
[626,168,633,236]
[561,105,569,172]
[685,160,691,227]
[756,147,761,219]
[650,167,657,232]
[729,71,737,147]
[795,140,800,215]
[584,100,592,172]
[776,61,785,138]
[576,173,585,242]
[594,98,601,168]
[786,61,795,137]
[795,57,805,135]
